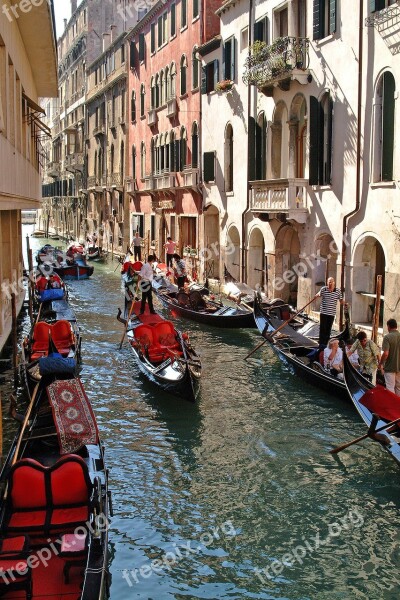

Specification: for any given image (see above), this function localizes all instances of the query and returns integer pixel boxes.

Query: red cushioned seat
[5,455,92,537]
[31,322,52,356]
[0,535,32,599]
[153,322,180,350]
[52,320,74,355]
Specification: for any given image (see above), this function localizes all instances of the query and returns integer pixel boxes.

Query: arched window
[165,132,170,171]
[160,70,165,105]
[165,66,170,101]
[150,76,155,109]
[110,144,115,174]
[180,126,187,171]
[169,130,175,172]
[132,144,136,180]
[131,91,136,122]
[171,62,176,97]
[192,47,200,89]
[373,71,395,182]
[151,137,156,175]
[140,142,146,179]
[159,133,165,171]
[120,141,125,180]
[94,150,97,179]
[180,55,187,96]
[98,148,103,178]
[140,84,145,117]
[191,122,199,168]
[255,112,267,180]
[155,73,160,108]
[224,124,233,192]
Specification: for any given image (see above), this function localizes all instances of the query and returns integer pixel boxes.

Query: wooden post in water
[11,293,18,388]
[26,236,34,324]
[0,394,2,467]
[371,275,382,344]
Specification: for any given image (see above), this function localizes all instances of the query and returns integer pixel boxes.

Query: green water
[7,231,400,599]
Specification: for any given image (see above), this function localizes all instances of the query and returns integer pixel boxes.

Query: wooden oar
[330,413,400,454]
[245,295,318,360]
[11,382,40,466]
[118,299,136,350]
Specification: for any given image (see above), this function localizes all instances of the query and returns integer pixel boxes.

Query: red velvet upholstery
[32,322,51,356]
[0,535,32,599]
[6,455,92,537]
[135,322,183,362]
[52,320,74,354]
[134,324,155,347]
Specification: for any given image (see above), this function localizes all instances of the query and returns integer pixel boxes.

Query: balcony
[47,161,60,177]
[147,109,158,127]
[109,173,124,188]
[93,124,105,137]
[154,173,175,190]
[166,98,178,118]
[87,176,101,189]
[182,168,198,188]
[249,178,309,224]
[243,37,310,95]
[65,152,84,170]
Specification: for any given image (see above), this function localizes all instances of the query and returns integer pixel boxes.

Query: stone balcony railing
[109,173,124,187]
[143,175,154,190]
[243,37,310,92]
[65,153,84,169]
[166,98,178,118]
[182,168,198,187]
[147,109,157,127]
[249,178,309,224]
[153,173,175,190]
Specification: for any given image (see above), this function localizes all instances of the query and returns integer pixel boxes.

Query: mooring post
[11,293,18,389]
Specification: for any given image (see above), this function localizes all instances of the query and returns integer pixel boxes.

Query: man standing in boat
[379,319,400,395]
[316,277,348,347]
[138,255,157,315]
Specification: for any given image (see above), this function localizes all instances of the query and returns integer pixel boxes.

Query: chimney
[71,0,77,13]
[110,25,116,44]
[102,33,111,52]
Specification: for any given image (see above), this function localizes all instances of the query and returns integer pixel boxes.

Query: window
[110,144,115,174]
[181,0,187,28]
[169,130,175,171]
[201,60,219,94]
[254,15,269,43]
[171,62,177,96]
[180,55,187,95]
[121,88,125,122]
[120,142,125,180]
[158,16,163,48]
[224,124,233,192]
[151,23,156,53]
[165,66,170,100]
[132,144,136,180]
[130,40,135,69]
[140,142,146,178]
[193,0,199,18]
[139,33,145,61]
[223,37,236,81]
[255,112,267,180]
[373,71,395,182]
[160,70,165,105]
[155,74,160,108]
[313,0,336,41]
[192,47,200,89]
[121,44,125,64]
[180,127,187,170]
[171,3,176,36]
[140,84,145,117]
[150,76,155,108]
[370,0,397,12]
[131,91,136,122]
[309,92,333,186]
[203,151,215,182]
[192,123,199,168]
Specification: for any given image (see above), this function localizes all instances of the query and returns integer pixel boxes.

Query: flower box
[215,79,234,92]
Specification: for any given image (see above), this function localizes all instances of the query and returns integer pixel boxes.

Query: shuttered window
[129,41,135,69]
[223,37,236,81]
[381,71,395,181]
[313,0,336,41]
[131,91,136,122]
[201,60,219,94]
[171,4,176,36]
[151,24,155,53]
[139,34,145,62]
[181,0,187,28]
[203,151,215,182]
[370,0,388,12]
[254,16,268,43]
[309,93,333,186]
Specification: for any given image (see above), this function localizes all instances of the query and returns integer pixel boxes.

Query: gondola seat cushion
[51,320,74,355]
[134,325,165,362]
[153,322,180,349]
[0,535,32,599]
[5,455,92,536]
[31,321,52,357]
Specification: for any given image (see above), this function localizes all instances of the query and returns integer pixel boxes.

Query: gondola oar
[11,382,40,466]
[118,298,136,350]
[330,413,400,454]
[245,295,318,360]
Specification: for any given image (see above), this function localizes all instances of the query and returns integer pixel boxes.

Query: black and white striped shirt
[319,286,342,316]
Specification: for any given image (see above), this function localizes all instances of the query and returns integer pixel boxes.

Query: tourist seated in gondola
[345,340,360,369]
[323,339,343,377]
[347,330,380,384]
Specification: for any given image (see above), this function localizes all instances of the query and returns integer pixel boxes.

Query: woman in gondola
[323,338,344,378]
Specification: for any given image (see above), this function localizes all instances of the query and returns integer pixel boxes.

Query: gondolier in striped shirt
[316,277,348,347]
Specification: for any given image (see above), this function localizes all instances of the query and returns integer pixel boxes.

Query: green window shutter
[203,151,215,182]
[326,95,333,184]
[151,24,155,53]
[309,96,320,185]
[171,4,176,36]
[170,142,175,171]
[181,0,187,28]
[231,37,236,81]
[130,41,136,69]
[193,0,199,18]
[313,0,322,41]
[131,92,136,122]
[213,60,219,90]
[174,140,180,171]
[329,0,336,35]
[201,66,207,94]
[158,16,162,48]
[192,134,198,168]
[382,71,395,181]
[248,116,255,181]
[254,21,264,43]
[139,34,145,61]
[370,0,385,12]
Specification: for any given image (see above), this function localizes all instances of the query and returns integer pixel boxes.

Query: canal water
[5,231,400,599]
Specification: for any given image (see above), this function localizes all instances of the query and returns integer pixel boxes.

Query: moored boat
[117,302,202,402]
[0,372,111,599]
[87,246,107,262]
[253,294,351,399]
[342,352,400,466]
[153,276,255,329]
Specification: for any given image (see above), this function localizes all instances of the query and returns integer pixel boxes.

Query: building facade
[0,0,57,352]
[201,0,400,334]
[126,0,221,270]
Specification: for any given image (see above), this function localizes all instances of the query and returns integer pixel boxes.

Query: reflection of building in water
[0,2,57,352]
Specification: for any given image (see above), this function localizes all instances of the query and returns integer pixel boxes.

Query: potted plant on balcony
[215,79,234,93]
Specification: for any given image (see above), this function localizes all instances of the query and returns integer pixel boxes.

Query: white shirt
[133,236,142,247]
[140,262,154,281]
[323,346,343,369]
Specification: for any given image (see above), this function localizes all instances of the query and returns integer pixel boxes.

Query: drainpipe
[340,0,363,327]
[242,0,253,283]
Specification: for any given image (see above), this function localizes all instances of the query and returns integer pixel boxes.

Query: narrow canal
[8,232,400,599]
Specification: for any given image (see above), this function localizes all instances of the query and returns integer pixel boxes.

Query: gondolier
[139,255,156,315]
[132,231,143,261]
[316,277,347,347]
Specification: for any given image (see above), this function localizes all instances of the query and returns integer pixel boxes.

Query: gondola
[87,246,106,262]
[0,371,111,599]
[20,297,82,394]
[342,352,400,466]
[117,302,201,402]
[153,277,255,329]
[53,259,94,281]
[37,245,94,281]
[253,294,351,399]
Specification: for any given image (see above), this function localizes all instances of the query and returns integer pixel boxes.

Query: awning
[22,92,46,115]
